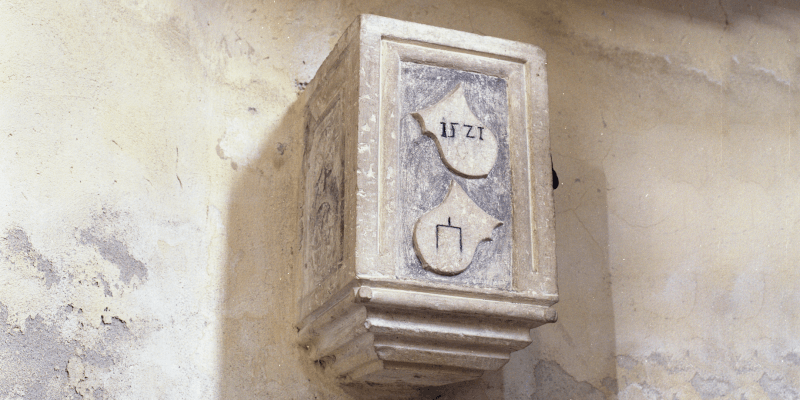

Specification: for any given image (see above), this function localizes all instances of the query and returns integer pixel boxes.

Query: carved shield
[411,84,500,178]
[413,180,502,276]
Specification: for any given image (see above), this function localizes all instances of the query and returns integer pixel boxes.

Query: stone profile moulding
[297,15,557,390]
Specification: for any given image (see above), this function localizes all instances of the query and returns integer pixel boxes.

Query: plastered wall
[1,0,798,399]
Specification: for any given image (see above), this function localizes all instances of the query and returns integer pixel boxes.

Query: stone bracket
[298,14,556,390]
[297,282,556,387]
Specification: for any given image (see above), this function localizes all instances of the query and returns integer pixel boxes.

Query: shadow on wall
[215,88,474,399]
[218,90,370,399]
[512,160,617,399]
[216,88,432,399]
[219,94,319,398]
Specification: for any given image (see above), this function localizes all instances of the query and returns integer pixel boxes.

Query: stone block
[298,14,557,389]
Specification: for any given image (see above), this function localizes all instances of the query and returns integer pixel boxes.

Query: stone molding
[297,281,556,387]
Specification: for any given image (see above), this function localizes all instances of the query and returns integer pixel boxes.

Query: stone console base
[297,281,557,387]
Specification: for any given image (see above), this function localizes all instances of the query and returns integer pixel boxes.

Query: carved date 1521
[440,122,484,140]
[411,84,499,178]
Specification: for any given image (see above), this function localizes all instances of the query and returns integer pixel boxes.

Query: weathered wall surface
[1,0,797,399]
[535,2,800,399]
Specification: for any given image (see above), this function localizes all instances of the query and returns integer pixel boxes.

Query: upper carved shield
[411,84,499,178]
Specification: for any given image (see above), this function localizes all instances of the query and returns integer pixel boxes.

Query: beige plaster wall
[1,0,797,398]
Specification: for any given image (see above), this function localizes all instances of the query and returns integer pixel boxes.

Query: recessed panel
[396,62,512,289]
[302,101,344,295]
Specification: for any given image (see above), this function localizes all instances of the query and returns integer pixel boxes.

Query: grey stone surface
[5,228,60,289]
[690,372,734,399]
[0,302,123,400]
[398,62,513,289]
[302,101,345,292]
[759,373,799,400]
[80,230,148,285]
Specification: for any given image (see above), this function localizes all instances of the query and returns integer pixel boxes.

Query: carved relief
[413,180,502,276]
[398,62,513,288]
[412,84,499,178]
[304,103,344,282]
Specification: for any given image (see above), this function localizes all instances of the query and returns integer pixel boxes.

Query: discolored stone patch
[690,373,734,399]
[80,231,148,285]
[759,373,799,400]
[3,228,60,288]
[0,302,130,399]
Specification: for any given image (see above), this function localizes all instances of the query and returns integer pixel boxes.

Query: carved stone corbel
[298,14,556,390]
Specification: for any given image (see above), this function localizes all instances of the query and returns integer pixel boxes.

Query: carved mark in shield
[413,180,502,276]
